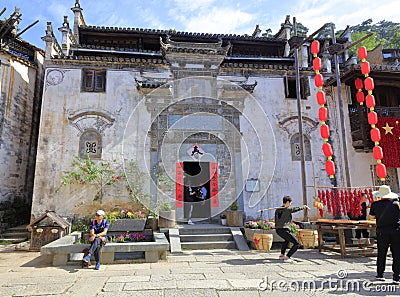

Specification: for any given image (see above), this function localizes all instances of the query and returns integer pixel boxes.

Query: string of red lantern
[357,46,387,181]
[311,40,336,178]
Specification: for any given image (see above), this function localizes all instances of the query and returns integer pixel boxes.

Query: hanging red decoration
[357,46,387,181]
[361,61,370,75]
[356,92,365,104]
[322,143,333,157]
[326,160,335,177]
[314,74,324,87]
[320,124,330,139]
[368,111,378,125]
[312,40,335,179]
[366,94,375,109]
[370,127,381,142]
[373,146,384,160]
[326,190,332,213]
[364,77,374,91]
[319,107,328,121]
[358,46,368,60]
[311,40,320,54]
[317,91,326,105]
[355,78,363,89]
[376,163,387,179]
[313,57,321,71]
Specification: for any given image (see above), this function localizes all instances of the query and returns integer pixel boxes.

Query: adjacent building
[0,8,44,231]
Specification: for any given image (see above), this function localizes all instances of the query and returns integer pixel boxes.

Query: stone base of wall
[0,197,30,233]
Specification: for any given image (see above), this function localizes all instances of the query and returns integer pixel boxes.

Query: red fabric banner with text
[377,117,400,168]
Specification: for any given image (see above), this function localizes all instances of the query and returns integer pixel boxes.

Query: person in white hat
[369,185,400,284]
[83,210,109,270]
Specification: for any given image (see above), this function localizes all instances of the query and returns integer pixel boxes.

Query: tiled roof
[79,25,287,43]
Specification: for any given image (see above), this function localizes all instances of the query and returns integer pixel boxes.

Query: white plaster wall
[241,75,333,221]
[32,67,152,218]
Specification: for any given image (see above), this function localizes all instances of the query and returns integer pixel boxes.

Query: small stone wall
[41,231,169,265]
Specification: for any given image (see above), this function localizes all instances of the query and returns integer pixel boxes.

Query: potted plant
[220,214,227,226]
[226,201,243,226]
[158,202,176,228]
[146,210,159,231]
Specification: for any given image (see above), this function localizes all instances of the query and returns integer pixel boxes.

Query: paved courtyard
[0,244,398,296]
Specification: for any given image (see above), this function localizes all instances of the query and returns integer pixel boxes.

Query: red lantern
[364,77,374,91]
[361,61,370,75]
[376,163,387,179]
[356,92,365,103]
[322,143,333,157]
[358,46,367,60]
[355,78,363,90]
[320,124,330,139]
[366,94,375,108]
[326,160,335,176]
[368,111,378,125]
[373,146,384,160]
[319,107,328,121]
[316,91,326,105]
[311,40,320,55]
[370,127,381,142]
[313,57,322,71]
[314,74,324,87]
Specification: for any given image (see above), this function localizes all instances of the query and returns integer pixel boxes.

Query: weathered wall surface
[0,53,43,231]
[31,67,153,219]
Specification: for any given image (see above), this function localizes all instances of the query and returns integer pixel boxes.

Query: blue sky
[3,0,400,49]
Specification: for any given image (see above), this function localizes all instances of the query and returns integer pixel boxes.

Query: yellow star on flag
[382,122,394,135]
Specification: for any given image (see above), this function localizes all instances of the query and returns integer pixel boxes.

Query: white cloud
[183,7,254,34]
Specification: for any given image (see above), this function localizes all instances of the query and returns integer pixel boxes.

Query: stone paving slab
[0,245,399,296]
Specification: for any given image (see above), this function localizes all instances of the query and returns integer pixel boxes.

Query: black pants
[355,229,369,239]
[376,230,400,281]
[88,238,103,263]
[276,228,301,258]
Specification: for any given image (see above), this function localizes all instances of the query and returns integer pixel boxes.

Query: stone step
[0,237,28,244]
[181,241,236,250]
[7,225,29,232]
[179,227,232,235]
[1,232,29,238]
[180,234,233,242]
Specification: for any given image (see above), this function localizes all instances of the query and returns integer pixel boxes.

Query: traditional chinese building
[0,8,44,231]
[31,1,400,223]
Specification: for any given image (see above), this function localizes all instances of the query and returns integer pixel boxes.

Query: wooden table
[316,219,377,258]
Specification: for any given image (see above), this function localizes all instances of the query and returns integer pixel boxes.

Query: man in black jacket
[369,185,400,284]
[275,196,309,263]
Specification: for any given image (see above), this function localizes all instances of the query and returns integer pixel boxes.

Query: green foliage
[161,202,172,211]
[57,154,122,203]
[71,220,89,232]
[230,201,239,211]
[105,210,146,224]
[349,19,400,51]
[125,161,150,205]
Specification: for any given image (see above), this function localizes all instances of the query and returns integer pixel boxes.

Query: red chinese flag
[377,117,400,168]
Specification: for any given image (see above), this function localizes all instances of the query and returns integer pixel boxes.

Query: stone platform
[40,231,169,265]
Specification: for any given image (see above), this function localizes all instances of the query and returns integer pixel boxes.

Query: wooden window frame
[284,76,310,99]
[82,69,106,92]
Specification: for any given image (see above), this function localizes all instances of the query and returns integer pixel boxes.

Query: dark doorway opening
[183,162,211,220]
